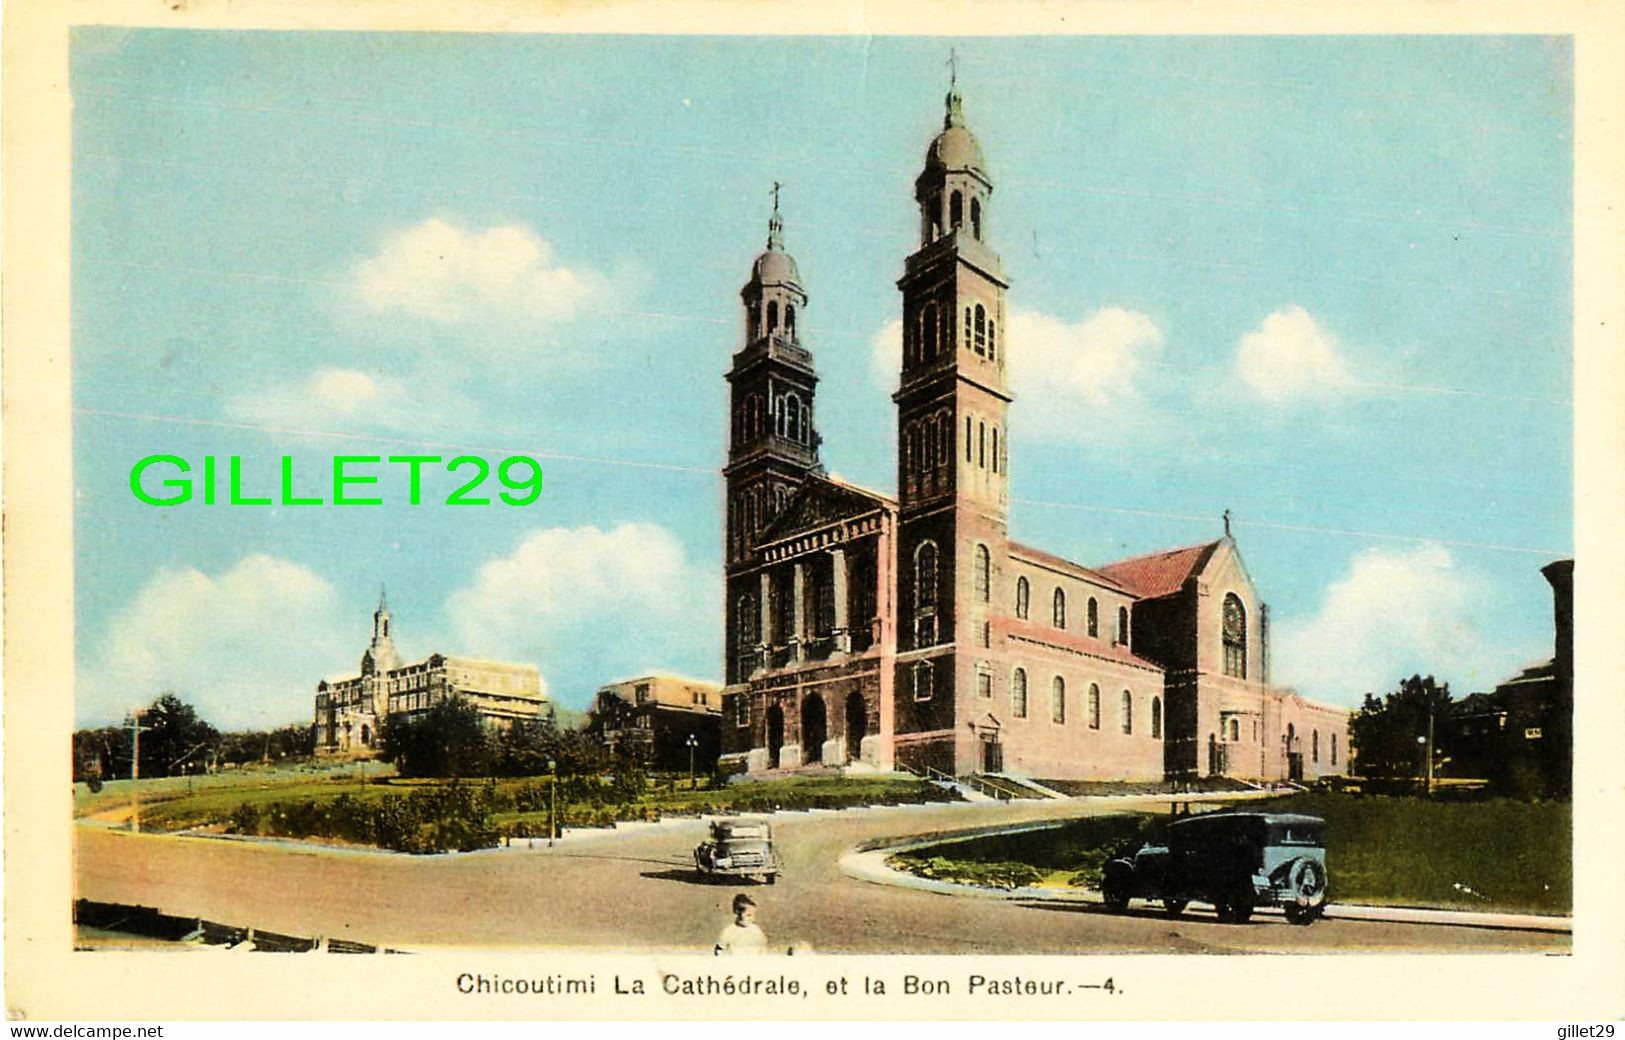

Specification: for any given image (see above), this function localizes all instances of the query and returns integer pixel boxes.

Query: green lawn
[77,768,959,842]
[889,794,1571,915]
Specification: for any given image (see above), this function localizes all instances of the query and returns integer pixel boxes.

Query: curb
[839,847,1572,935]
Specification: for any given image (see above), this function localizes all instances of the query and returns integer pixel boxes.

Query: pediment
[758,477,886,545]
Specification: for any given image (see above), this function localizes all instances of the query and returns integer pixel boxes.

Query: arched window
[970,196,982,239]
[1052,588,1067,629]
[991,427,1000,474]
[784,393,800,441]
[937,413,950,464]
[1117,606,1130,646]
[965,307,972,350]
[949,190,963,229]
[1223,593,1247,679]
[923,421,936,476]
[767,300,779,332]
[1012,668,1028,718]
[976,661,992,698]
[914,541,939,647]
[799,401,809,443]
[1015,576,1030,620]
[922,302,938,360]
[974,304,987,355]
[736,593,757,645]
[978,420,986,468]
[1051,676,1066,724]
[1228,717,1240,742]
[1121,690,1133,735]
[1151,697,1162,739]
[1313,730,1320,763]
[988,319,996,362]
[785,304,796,336]
[974,544,991,602]
[912,660,934,701]
[747,306,759,342]
[1087,597,1099,638]
[1088,683,1101,729]
[965,415,972,462]
[1331,733,1338,765]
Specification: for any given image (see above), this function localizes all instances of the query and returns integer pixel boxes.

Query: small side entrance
[766,706,784,769]
[980,734,1003,773]
[801,695,826,766]
[843,692,866,764]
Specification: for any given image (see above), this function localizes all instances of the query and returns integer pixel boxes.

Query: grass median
[886,792,1570,915]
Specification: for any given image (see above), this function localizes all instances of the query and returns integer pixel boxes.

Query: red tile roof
[1095,540,1223,599]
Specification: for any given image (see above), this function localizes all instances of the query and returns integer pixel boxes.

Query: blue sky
[71,32,1573,728]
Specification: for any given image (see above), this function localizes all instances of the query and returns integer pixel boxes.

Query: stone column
[830,546,850,654]
[758,571,772,666]
[791,561,806,662]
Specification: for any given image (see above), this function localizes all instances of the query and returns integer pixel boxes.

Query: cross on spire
[766,181,785,249]
[1223,509,1232,538]
[947,47,957,90]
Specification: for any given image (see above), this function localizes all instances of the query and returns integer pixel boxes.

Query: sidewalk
[838,846,1572,934]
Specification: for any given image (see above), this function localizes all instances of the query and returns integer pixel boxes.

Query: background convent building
[718,85,1348,784]
[314,593,549,755]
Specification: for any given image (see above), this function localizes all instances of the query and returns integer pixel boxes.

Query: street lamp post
[686,734,699,791]
[547,758,557,848]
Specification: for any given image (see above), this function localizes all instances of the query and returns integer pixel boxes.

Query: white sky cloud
[445,523,717,694]
[77,555,352,730]
[1273,544,1495,706]
[1234,305,1357,405]
[869,306,1163,438]
[354,218,606,325]
[1009,307,1164,408]
[224,366,414,431]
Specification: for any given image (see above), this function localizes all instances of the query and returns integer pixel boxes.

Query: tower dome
[923,89,985,174]
[746,187,802,291]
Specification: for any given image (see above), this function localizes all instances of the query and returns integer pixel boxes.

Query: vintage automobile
[693,818,781,884]
[1099,810,1329,924]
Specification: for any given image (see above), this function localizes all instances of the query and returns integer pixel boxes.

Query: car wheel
[1285,903,1321,925]
[1162,898,1188,917]
[766,874,777,885]
[1100,874,1131,912]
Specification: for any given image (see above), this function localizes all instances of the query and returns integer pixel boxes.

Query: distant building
[716,84,1349,784]
[589,675,722,772]
[1446,559,1572,795]
[314,593,548,755]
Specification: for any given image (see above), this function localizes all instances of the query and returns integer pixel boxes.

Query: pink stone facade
[718,88,1347,784]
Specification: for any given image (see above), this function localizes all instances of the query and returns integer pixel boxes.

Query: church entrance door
[801,695,826,765]
[844,693,866,764]
[766,706,784,769]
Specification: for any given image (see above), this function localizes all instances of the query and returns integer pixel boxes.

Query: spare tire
[1287,857,1328,909]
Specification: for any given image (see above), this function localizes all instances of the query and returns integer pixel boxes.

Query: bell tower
[723,191,823,679]
[893,79,1012,773]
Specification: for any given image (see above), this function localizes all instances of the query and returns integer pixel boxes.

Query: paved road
[75,797,1567,954]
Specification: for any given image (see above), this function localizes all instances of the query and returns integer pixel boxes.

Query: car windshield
[722,825,767,840]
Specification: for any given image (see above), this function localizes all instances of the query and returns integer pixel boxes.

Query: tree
[379,695,493,778]
[137,693,219,778]
[1348,675,1452,783]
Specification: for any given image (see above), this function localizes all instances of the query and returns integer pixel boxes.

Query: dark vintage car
[694,819,781,884]
[1100,810,1329,924]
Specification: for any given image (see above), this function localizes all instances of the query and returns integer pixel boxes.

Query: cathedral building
[314,593,549,755]
[718,85,1348,784]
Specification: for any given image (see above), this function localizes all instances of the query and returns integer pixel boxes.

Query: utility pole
[1426,705,1435,797]
[686,733,699,792]
[547,758,557,848]
[126,710,151,833]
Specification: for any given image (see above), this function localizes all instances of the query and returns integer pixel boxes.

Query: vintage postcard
[4,0,1623,1023]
